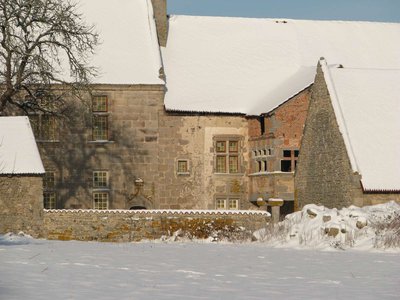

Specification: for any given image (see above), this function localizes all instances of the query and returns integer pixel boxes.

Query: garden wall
[43,209,270,242]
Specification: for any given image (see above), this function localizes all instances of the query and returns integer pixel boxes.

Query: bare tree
[0,0,98,115]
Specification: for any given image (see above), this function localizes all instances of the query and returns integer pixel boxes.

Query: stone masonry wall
[43,210,270,242]
[158,113,251,210]
[39,84,165,210]
[295,63,359,209]
[0,176,43,237]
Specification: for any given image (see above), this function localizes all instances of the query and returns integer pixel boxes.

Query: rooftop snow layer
[76,0,163,85]
[162,16,400,115]
[0,117,45,175]
[321,61,400,191]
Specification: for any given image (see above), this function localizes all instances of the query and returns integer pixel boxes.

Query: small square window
[283,150,291,157]
[216,141,226,153]
[228,199,239,209]
[229,141,238,153]
[216,199,226,209]
[294,150,299,157]
[177,160,189,174]
[93,192,108,210]
[92,95,108,112]
[93,171,108,188]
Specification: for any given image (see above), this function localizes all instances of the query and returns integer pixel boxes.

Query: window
[29,114,59,141]
[43,171,56,209]
[44,192,56,209]
[43,171,56,189]
[92,95,109,141]
[280,149,299,172]
[92,95,108,112]
[216,197,239,210]
[93,171,108,188]
[177,160,189,174]
[93,171,109,210]
[93,192,108,210]
[215,139,240,174]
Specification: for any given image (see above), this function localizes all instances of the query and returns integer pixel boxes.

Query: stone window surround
[176,159,190,175]
[215,195,240,210]
[213,135,244,174]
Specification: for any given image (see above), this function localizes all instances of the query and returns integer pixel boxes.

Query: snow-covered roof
[0,117,45,175]
[321,60,400,191]
[162,16,400,115]
[76,0,163,85]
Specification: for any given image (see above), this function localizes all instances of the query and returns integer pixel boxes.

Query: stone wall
[38,84,165,210]
[43,210,270,242]
[295,63,361,209]
[151,0,168,47]
[158,113,251,210]
[0,176,43,237]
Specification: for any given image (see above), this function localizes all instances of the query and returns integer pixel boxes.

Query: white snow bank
[0,232,35,245]
[254,201,400,251]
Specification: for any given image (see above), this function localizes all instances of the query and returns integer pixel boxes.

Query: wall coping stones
[44,209,270,216]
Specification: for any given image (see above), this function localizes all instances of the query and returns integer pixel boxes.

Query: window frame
[214,137,242,174]
[215,196,240,210]
[177,159,190,175]
[93,170,109,189]
[280,149,299,172]
[92,95,109,141]
[93,192,109,210]
[43,192,57,209]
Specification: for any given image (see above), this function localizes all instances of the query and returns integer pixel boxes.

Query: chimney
[151,0,168,47]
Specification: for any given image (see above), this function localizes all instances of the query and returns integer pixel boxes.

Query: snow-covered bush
[253,201,400,251]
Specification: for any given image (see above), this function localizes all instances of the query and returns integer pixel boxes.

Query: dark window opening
[281,160,292,172]
[259,116,265,135]
[283,150,291,157]
[294,150,299,157]
[130,206,147,210]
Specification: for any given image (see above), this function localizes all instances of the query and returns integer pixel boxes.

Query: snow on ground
[1,202,399,299]
[1,236,399,300]
[254,201,400,251]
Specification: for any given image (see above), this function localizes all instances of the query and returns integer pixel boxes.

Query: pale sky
[168,0,400,22]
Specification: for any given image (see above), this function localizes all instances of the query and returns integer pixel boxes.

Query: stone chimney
[151,0,168,47]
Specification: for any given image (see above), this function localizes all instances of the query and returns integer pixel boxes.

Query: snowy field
[1,236,399,300]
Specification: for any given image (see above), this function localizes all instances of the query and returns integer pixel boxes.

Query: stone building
[296,59,400,208]
[5,0,400,214]
[0,117,45,236]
